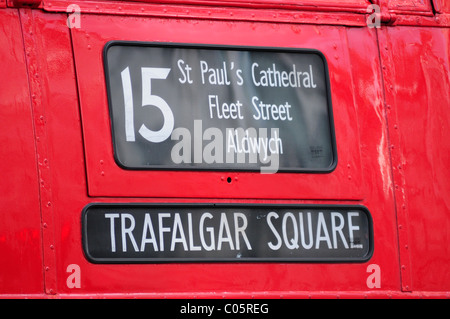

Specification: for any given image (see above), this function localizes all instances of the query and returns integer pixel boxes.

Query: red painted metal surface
[432,0,450,13]
[378,26,450,292]
[387,0,433,14]
[0,0,448,298]
[0,8,42,294]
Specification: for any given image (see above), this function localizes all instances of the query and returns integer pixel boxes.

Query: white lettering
[348,212,362,248]
[331,212,349,249]
[234,213,252,250]
[158,213,171,251]
[251,96,293,121]
[251,63,317,89]
[217,213,234,250]
[105,213,119,252]
[140,214,158,252]
[188,213,201,251]
[199,212,215,251]
[267,212,282,250]
[177,59,193,84]
[315,212,332,249]
[121,213,139,252]
[299,212,313,249]
[282,212,299,249]
[170,213,188,251]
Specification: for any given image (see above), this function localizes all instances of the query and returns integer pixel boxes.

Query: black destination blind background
[82,204,373,263]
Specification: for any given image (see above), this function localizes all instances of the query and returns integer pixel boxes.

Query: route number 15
[120,66,174,143]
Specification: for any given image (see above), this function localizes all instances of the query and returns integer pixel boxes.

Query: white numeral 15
[120,66,174,143]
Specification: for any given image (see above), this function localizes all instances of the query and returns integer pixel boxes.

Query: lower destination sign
[82,204,373,263]
[104,42,336,173]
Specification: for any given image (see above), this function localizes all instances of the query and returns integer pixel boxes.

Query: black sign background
[82,204,373,263]
[104,42,337,172]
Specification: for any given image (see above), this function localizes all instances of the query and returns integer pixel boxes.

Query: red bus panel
[0,0,448,298]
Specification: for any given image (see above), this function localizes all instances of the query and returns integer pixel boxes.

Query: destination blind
[104,42,337,173]
[82,204,373,263]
